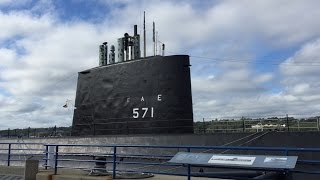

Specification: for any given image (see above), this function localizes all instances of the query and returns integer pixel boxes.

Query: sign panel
[169,152,298,169]
[208,155,256,165]
[264,157,288,164]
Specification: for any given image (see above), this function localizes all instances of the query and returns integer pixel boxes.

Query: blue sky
[1,0,320,129]
[53,0,111,23]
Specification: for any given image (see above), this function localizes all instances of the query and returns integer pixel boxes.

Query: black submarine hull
[72,55,193,136]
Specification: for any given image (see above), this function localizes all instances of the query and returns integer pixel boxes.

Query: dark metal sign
[169,152,298,169]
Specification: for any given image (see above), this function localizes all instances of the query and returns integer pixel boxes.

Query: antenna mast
[153,21,155,56]
[156,31,158,55]
[143,11,146,58]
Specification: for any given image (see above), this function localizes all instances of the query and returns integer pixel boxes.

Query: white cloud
[253,73,274,84]
[0,0,31,6]
[1,0,320,128]
[277,39,320,106]
[291,83,310,95]
[0,11,53,41]
[192,38,320,120]
[0,48,17,68]
[280,39,320,76]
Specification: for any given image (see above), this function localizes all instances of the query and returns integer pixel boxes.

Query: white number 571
[133,107,154,118]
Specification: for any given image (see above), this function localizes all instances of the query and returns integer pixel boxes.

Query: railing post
[45,145,49,170]
[283,149,291,179]
[242,118,245,132]
[54,146,59,175]
[286,114,289,132]
[226,121,229,132]
[285,169,292,180]
[203,118,206,134]
[93,123,95,136]
[317,116,319,131]
[113,146,117,179]
[7,144,11,166]
[187,147,191,180]
[27,127,30,138]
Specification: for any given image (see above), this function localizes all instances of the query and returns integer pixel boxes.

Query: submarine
[72,24,193,136]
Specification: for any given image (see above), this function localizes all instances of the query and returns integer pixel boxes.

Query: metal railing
[42,144,320,179]
[0,142,46,166]
[1,142,320,179]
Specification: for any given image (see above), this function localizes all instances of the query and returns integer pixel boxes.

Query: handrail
[43,144,320,179]
[44,144,320,151]
[0,143,47,167]
[0,142,44,145]
[1,142,320,179]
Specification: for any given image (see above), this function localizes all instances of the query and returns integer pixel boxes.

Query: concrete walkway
[37,169,224,180]
[0,175,23,180]
[0,166,23,180]
[0,165,224,180]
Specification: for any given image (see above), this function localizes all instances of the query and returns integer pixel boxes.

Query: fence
[0,142,45,166]
[1,116,319,138]
[1,142,320,179]
[0,126,72,138]
[194,116,320,133]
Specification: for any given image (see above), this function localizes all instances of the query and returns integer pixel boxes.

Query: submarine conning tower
[72,24,193,136]
[99,25,142,66]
